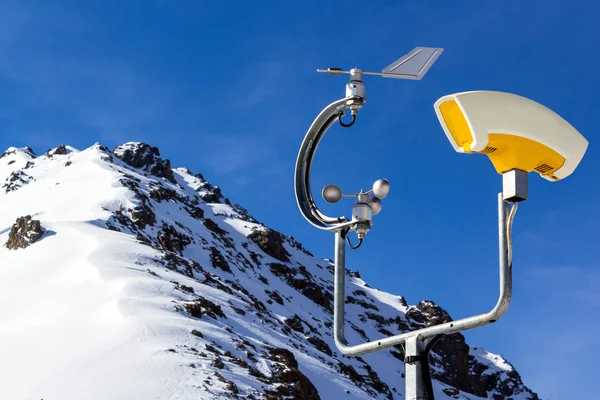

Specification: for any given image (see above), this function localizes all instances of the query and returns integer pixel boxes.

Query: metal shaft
[334,231,347,347]
[405,335,428,400]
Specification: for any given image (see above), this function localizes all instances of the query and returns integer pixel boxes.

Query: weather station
[294,47,588,399]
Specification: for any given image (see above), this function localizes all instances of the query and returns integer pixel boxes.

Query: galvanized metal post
[405,335,428,400]
[334,231,347,348]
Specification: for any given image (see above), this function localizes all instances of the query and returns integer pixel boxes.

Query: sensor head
[433,91,588,181]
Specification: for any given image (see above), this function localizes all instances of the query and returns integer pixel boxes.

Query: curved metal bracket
[333,193,512,357]
[294,96,362,230]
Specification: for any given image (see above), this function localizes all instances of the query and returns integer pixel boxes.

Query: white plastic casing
[433,91,589,181]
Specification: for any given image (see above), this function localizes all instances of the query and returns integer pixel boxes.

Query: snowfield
[0,143,539,400]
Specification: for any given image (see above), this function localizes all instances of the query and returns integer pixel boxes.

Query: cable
[340,228,363,249]
[422,334,444,400]
[506,202,518,266]
[424,334,444,354]
[338,112,356,127]
[345,236,363,249]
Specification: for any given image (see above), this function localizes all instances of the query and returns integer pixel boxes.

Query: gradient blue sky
[1,1,598,398]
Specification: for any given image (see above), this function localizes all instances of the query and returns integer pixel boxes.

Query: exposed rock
[307,336,332,357]
[211,357,225,369]
[186,205,205,220]
[289,278,333,312]
[5,216,45,250]
[284,315,305,333]
[264,347,321,400]
[269,262,294,280]
[417,299,453,326]
[149,186,179,202]
[269,263,334,312]
[3,170,33,193]
[248,227,290,263]
[157,224,191,254]
[204,219,227,236]
[113,142,176,183]
[130,203,156,229]
[338,361,364,387]
[443,387,460,398]
[191,329,204,338]
[209,247,232,273]
[189,175,225,204]
[287,236,314,257]
[199,186,223,203]
[346,296,380,311]
[184,296,226,320]
[46,144,68,157]
[266,290,284,305]
[363,364,392,398]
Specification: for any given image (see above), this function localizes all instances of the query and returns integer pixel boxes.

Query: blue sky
[1,1,598,398]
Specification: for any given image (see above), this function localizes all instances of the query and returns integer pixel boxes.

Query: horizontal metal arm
[294,97,357,229]
[317,69,426,80]
[334,193,512,356]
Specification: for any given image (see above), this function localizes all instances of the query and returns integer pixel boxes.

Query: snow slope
[0,143,540,400]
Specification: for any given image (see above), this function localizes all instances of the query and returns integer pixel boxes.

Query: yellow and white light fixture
[434,91,588,181]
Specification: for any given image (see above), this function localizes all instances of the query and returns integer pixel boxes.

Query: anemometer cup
[434,91,588,182]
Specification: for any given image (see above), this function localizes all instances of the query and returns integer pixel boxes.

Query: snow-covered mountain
[0,142,540,400]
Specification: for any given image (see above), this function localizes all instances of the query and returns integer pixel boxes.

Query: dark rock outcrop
[156,224,191,254]
[5,215,45,250]
[46,145,68,157]
[264,347,321,400]
[3,170,33,193]
[113,142,176,183]
[209,247,232,273]
[307,336,333,357]
[184,296,226,320]
[248,228,290,263]
[284,315,305,333]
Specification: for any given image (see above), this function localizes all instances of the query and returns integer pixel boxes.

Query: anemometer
[294,47,588,400]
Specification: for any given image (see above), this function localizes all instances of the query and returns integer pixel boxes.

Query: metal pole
[334,231,347,348]
[405,335,428,400]
[496,193,511,318]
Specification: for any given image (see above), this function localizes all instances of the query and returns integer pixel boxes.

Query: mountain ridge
[0,142,539,400]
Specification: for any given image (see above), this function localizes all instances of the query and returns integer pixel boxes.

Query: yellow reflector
[483,134,566,177]
[439,100,474,152]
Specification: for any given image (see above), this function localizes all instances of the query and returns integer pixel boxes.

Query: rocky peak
[45,144,69,157]
[0,147,36,160]
[113,142,176,183]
